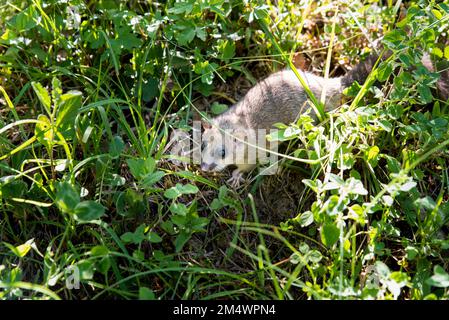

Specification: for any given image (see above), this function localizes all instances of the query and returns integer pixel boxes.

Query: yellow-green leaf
[432,47,443,58]
[3,239,35,258]
[35,114,53,150]
[31,82,51,115]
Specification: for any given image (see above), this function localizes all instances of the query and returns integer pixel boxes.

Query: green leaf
[8,6,39,32]
[141,171,165,188]
[211,102,229,115]
[432,47,443,58]
[90,245,109,256]
[377,63,393,82]
[167,2,193,14]
[74,201,105,222]
[76,260,95,280]
[175,24,195,45]
[400,180,417,192]
[174,231,191,252]
[218,40,235,60]
[0,179,27,199]
[97,256,111,275]
[426,265,449,288]
[321,222,339,247]
[55,182,80,213]
[35,114,53,150]
[32,82,51,115]
[111,28,142,51]
[121,224,146,245]
[302,179,318,193]
[384,155,401,173]
[417,84,433,104]
[147,232,162,243]
[180,183,199,194]
[366,146,380,167]
[164,183,198,199]
[432,9,443,20]
[56,90,82,132]
[398,53,412,67]
[139,287,155,300]
[164,187,181,199]
[142,78,159,102]
[51,78,62,104]
[127,157,156,179]
[170,202,188,215]
[308,250,322,263]
[445,46,449,60]
[405,246,419,260]
[3,239,35,258]
[295,211,314,227]
[109,136,125,158]
[195,27,207,41]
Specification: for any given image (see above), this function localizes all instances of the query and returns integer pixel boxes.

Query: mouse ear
[202,121,212,130]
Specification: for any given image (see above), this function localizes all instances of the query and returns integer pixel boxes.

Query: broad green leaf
[366,146,380,167]
[426,265,449,288]
[56,90,82,132]
[308,250,322,263]
[8,6,39,32]
[170,202,188,215]
[211,102,228,115]
[3,239,35,258]
[164,187,181,199]
[141,171,165,187]
[90,245,109,256]
[142,78,159,102]
[405,246,419,260]
[321,222,339,247]
[432,9,443,20]
[74,201,105,222]
[218,40,235,60]
[139,287,155,300]
[51,77,62,105]
[0,180,27,199]
[295,211,314,227]
[76,260,95,280]
[147,232,162,243]
[164,183,198,199]
[55,182,80,213]
[400,180,417,192]
[35,114,53,150]
[180,183,199,194]
[121,224,146,245]
[109,136,125,158]
[127,157,156,179]
[174,231,191,252]
[377,63,393,82]
[32,82,51,115]
[417,84,433,104]
[432,47,443,58]
[384,155,401,173]
[167,2,193,15]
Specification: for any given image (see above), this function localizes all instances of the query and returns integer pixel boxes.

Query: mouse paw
[227,169,245,188]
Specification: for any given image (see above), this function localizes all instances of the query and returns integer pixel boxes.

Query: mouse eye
[220,148,226,159]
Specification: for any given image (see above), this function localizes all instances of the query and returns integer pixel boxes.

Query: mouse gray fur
[200,52,448,187]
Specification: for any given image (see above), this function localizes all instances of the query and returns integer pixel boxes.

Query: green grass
[1,0,449,300]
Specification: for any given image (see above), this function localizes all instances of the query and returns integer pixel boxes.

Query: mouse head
[200,120,247,172]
